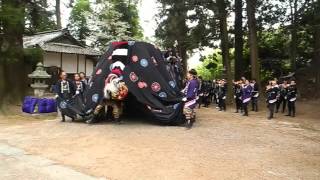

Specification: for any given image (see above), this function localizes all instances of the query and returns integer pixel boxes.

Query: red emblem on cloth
[96,69,102,75]
[151,82,161,92]
[138,81,147,88]
[129,72,138,82]
[132,55,138,62]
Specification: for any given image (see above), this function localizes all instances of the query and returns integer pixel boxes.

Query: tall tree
[85,0,131,50]
[311,0,320,92]
[246,0,260,83]
[234,0,244,80]
[155,0,190,74]
[68,0,91,44]
[217,0,232,103]
[0,0,27,108]
[25,0,56,34]
[55,0,61,29]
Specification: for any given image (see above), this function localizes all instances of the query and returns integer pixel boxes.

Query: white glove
[76,90,80,95]
[182,97,187,102]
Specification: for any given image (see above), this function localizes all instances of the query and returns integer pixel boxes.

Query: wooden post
[77,54,79,73]
[84,57,87,74]
[60,53,63,70]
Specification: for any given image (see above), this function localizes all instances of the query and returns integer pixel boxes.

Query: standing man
[234,81,243,113]
[286,80,297,117]
[197,76,204,108]
[55,71,76,122]
[79,72,88,85]
[276,80,288,113]
[266,80,279,120]
[251,79,259,112]
[73,73,86,102]
[182,69,199,128]
[217,79,227,111]
[241,79,253,116]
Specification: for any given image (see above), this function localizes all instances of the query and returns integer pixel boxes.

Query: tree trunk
[312,25,320,94]
[246,0,260,83]
[56,0,62,29]
[290,0,298,72]
[178,44,188,77]
[217,0,233,104]
[234,0,244,80]
[0,0,26,109]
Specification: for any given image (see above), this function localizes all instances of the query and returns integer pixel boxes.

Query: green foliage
[196,50,224,80]
[23,48,44,64]
[85,1,131,50]
[69,0,143,49]
[68,0,92,44]
[25,0,57,34]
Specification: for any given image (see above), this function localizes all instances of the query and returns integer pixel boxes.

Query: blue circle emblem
[92,94,99,103]
[60,101,67,109]
[159,92,167,98]
[140,59,149,67]
[169,81,176,88]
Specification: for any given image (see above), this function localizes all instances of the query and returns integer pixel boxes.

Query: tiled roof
[23,29,101,56]
[40,43,100,56]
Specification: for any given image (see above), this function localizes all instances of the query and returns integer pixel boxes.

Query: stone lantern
[28,62,52,97]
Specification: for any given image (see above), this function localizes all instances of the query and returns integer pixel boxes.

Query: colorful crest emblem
[159,92,167,98]
[169,81,176,88]
[96,69,102,75]
[132,55,138,62]
[92,94,99,103]
[151,82,161,92]
[129,72,138,82]
[138,81,148,88]
[140,59,148,67]
[60,101,67,109]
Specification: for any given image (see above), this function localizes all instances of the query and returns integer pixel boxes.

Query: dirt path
[0,101,319,180]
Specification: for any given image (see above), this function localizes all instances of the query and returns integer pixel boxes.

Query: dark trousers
[276,96,286,113]
[218,98,226,111]
[235,98,242,112]
[251,97,258,111]
[203,96,210,107]
[267,103,276,119]
[287,100,296,117]
[242,102,249,115]
[198,96,203,108]
[213,94,218,104]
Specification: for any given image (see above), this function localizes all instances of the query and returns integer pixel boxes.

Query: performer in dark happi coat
[286,80,297,117]
[276,80,288,113]
[217,79,227,111]
[241,79,253,116]
[266,80,279,120]
[234,81,243,113]
[250,79,259,112]
[182,69,199,128]
[73,73,86,102]
[55,71,76,122]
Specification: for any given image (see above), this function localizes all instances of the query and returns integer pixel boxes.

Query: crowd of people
[194,76,298,120]
[54,71,88,122]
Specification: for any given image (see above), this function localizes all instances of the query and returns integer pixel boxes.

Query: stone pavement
[0,143,104,180]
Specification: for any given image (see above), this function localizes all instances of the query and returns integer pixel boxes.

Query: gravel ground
[0,100,319,180]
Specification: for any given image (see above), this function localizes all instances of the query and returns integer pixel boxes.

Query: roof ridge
[26,28,67,36]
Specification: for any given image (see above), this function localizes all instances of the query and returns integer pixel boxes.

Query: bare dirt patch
[0,100,319,180]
